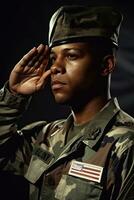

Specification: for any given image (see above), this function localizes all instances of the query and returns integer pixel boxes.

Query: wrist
[2,81,32,110]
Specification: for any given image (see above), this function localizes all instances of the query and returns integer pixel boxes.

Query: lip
[51,80,66,90]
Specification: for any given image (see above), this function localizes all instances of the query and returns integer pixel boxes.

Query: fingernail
[39,44,44,48]
[30,47,36,52]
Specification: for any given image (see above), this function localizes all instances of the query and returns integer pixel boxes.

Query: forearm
[0,82,32,169]
[0,82,32,140]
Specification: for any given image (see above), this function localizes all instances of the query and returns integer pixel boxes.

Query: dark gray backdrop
[0,0,133,126]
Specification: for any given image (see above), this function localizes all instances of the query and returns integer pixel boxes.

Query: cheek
[75,71,99,94]
[66,56,100,90]
[67,65,95,85]
[66,63,88,80]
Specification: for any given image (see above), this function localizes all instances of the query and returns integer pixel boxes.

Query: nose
[51,65,61,74]
[50,58,65,75]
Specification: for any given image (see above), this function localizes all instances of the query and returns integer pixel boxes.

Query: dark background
[0,0,133,126]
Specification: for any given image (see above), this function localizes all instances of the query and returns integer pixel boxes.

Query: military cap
[48,5,123,47]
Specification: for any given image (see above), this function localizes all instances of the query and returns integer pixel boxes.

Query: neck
[71,95,110,125]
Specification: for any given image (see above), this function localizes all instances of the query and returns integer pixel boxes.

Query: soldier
[0,5,134,200]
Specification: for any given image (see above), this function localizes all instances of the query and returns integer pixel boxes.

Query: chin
[53,93,65,102]
[53,93,71,105]
[54,97,68,105]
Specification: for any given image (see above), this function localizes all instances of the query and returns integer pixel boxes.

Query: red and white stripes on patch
[69,160,103,183]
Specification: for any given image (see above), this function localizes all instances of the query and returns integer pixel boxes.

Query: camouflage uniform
[0,85,134,200]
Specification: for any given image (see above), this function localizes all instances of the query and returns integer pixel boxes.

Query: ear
[101,55,116,76]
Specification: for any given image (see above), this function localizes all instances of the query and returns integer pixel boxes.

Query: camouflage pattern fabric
[48,6,123,47]
[0,85,134,200]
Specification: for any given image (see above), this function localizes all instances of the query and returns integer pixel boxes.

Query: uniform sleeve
[117,143,134,200]
[0,83,33,173]
[0,83,32,139]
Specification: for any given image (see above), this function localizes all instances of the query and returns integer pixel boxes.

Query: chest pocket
[55,174,103,200]
[25,146,54,183]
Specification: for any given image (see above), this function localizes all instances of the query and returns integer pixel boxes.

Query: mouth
[51,80,66,90]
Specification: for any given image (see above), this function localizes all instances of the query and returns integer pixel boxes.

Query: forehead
[51,42,90,53]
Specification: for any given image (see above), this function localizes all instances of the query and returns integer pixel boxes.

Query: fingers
[18,44,49,71]
[19,47,37,67]
[33,45,49,69]
[32,45,50,76]
[26,44,46,67]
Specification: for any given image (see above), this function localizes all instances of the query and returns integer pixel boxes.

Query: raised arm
[0,44,50,171]
[9,44,51,95]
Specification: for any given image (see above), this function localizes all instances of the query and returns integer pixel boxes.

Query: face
[50,42,102,106]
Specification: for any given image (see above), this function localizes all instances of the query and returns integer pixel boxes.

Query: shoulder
[107,108,134,137]
[116,109,134,140]
[109,109,134,156]
[112,109,134,134]
[116,109,134,128]
[105,109,134,151]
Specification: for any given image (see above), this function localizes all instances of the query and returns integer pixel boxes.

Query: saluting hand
[9,44,51,95]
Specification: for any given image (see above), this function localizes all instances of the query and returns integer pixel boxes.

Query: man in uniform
[0,5,134,200]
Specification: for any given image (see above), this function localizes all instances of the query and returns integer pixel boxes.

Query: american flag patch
[69,160,103,183]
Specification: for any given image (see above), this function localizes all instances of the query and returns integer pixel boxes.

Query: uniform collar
[63,98,120,148]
